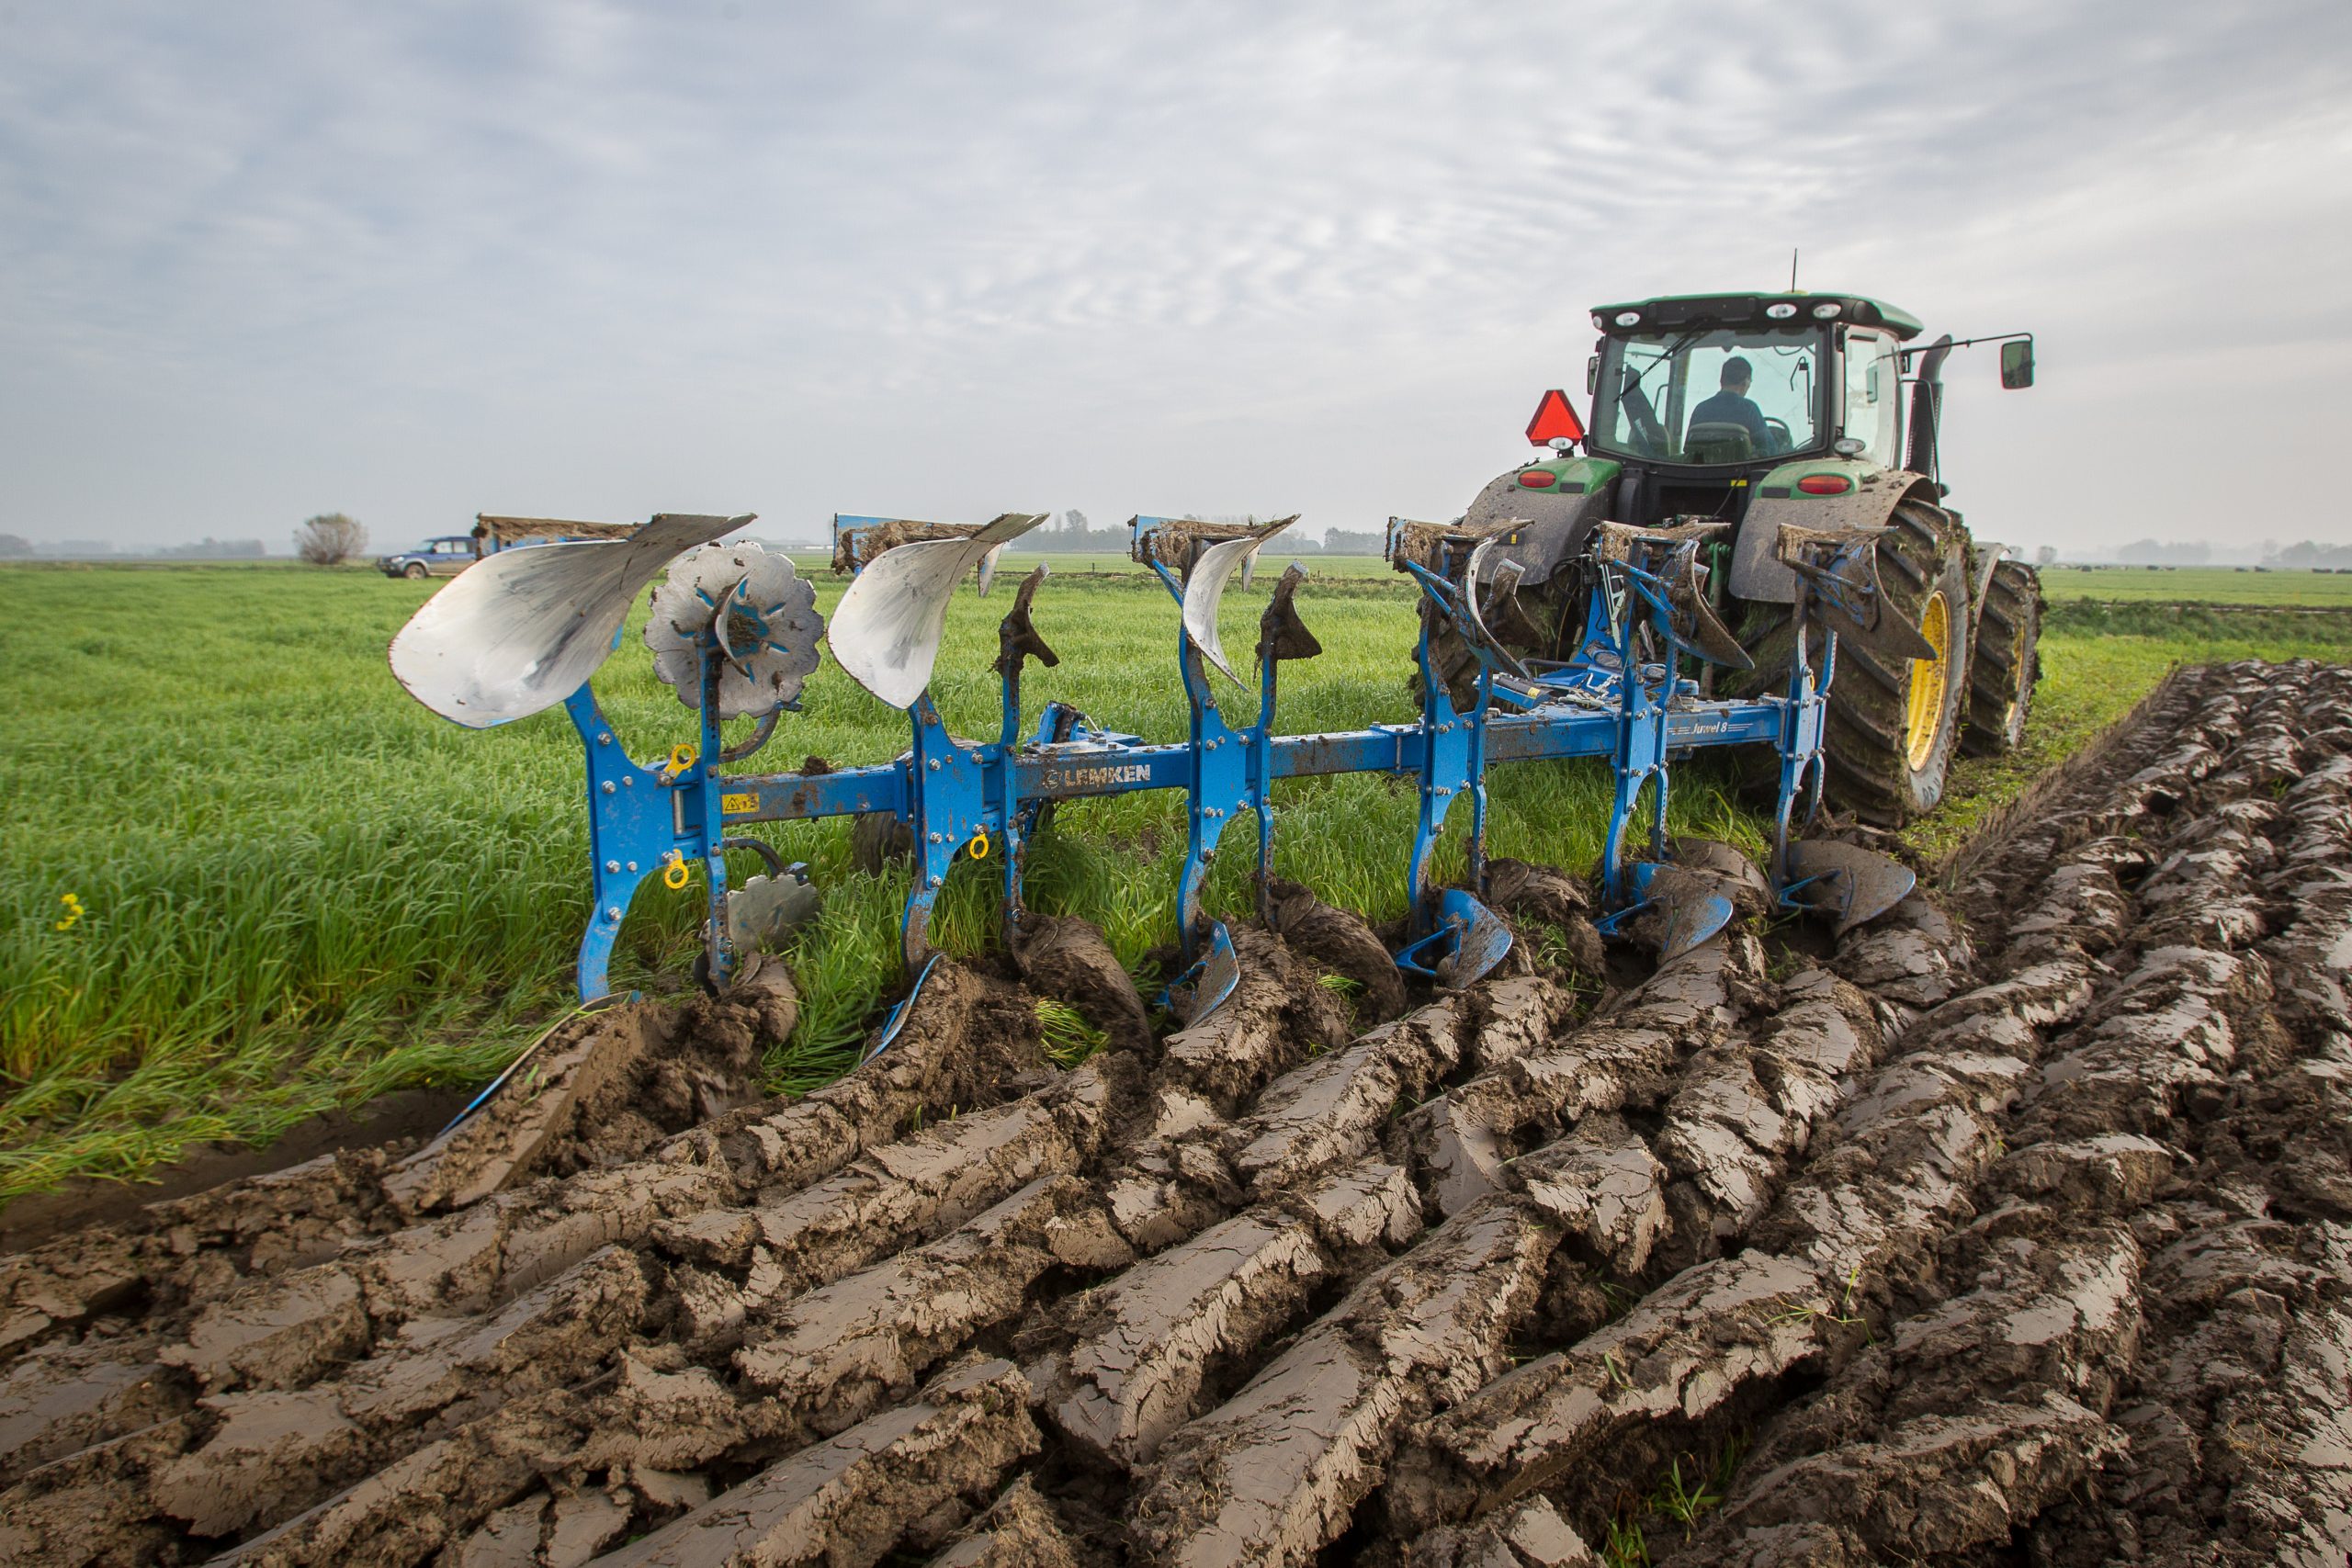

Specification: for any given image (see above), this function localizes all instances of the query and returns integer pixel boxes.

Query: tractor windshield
[1589,325,1826,466]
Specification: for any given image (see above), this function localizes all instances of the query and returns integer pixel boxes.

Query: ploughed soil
[3,659,2349,1567]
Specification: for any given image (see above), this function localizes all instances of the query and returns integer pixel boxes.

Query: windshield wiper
[1624,320,1721,401]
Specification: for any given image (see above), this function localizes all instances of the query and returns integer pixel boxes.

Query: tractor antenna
[1790,248,1799,290]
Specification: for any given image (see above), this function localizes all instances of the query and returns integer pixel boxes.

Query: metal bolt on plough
[388,502,1931,1029]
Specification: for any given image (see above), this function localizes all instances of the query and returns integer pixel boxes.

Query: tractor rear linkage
[390,509,1932,1034]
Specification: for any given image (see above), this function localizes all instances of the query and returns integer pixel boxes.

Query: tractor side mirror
[2000,339,2035,389]
[1587,355,1600,395]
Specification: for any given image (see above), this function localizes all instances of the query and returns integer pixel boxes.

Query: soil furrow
[1669,659,2352,1564]
[1,658,2344,1566]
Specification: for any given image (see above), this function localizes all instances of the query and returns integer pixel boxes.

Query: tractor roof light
[1613,310,1643,327]
[1765,302,1798,320]
[1811,301,1844,319]
[1796,474,1853,495]
[1832,437,1866,457]
[1591,313,1606,331]
[1518,470,1559,488]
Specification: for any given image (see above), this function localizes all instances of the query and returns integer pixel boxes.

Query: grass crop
[2035,565,2352,606]
[1033,999,1109,1068]
[1,558,2346,1201]
[1899,606,2352,863]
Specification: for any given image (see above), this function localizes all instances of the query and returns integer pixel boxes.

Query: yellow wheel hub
[1905,590,1951,771]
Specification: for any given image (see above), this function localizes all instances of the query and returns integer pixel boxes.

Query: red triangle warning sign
[1525,388,1585,447]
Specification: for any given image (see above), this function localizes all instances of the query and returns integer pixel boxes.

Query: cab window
[1589,325,1825,466]
[1842,330,1903,466]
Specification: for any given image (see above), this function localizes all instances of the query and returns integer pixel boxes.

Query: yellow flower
[53,893,83,932]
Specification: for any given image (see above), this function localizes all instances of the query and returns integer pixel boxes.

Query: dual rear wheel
[1962,558,2043,757]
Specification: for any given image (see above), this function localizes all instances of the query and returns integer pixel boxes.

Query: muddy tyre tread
[1962,556,2043,757]
[1736,497,1973,826]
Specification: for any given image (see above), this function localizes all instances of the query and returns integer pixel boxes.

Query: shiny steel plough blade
[1663,547,1755,671]
[646,541,823,718]
[1180,519,1297,685]
[1591,519,1753,671]
[1626,861,1737,963]
[865,953,944,1062]
[1777,524,1937,664]
[1395,887,1515,990]
[1456,536,1534,679]
[1781,839,1917,938]
[829,513,1050,710]
[390,512,751,728]
[1174,919,1244,1026]
[1474,556,1550,660]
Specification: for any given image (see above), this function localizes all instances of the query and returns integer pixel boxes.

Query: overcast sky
[3,0,2348,554]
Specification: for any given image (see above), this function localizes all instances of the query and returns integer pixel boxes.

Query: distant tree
[1062,508,1088,534]
[295,513,368,566]
[0,534,29,558]
[2033,546,2058,567]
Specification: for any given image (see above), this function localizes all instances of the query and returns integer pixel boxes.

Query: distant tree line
[2267,539,2352,569]
[0,535,267,559]
[2112,537,2352,569]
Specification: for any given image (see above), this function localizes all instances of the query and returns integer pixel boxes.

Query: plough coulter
[389,503,1932,1028]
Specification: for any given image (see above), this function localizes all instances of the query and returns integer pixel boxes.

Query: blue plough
[390,507,1928,1036]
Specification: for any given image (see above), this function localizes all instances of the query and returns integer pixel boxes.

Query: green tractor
[1448,291,2041,825]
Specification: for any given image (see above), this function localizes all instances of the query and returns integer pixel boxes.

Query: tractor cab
[1572,292,1925,524]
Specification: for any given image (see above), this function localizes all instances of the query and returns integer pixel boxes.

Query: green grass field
[3,558,2348,1201]
[2035,565,2352,605]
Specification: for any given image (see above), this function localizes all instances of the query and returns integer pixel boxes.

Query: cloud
[1,0,2347,549]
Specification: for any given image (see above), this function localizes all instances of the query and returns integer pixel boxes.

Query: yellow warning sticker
[721,791,761,815]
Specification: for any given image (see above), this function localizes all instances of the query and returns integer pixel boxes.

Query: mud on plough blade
[387,507,1929,1033]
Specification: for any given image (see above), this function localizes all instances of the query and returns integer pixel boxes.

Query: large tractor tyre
[1962,558,2043,757]
[1733,498,1973,826]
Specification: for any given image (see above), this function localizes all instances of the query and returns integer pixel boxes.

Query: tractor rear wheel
[1736,497,1973,826]
[1962,558,2042,756]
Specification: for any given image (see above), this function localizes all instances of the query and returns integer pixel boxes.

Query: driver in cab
[1688,355,1769,452]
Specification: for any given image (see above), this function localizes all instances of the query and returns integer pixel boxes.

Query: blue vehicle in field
[377,536,481,579]
[379,516,637,580]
